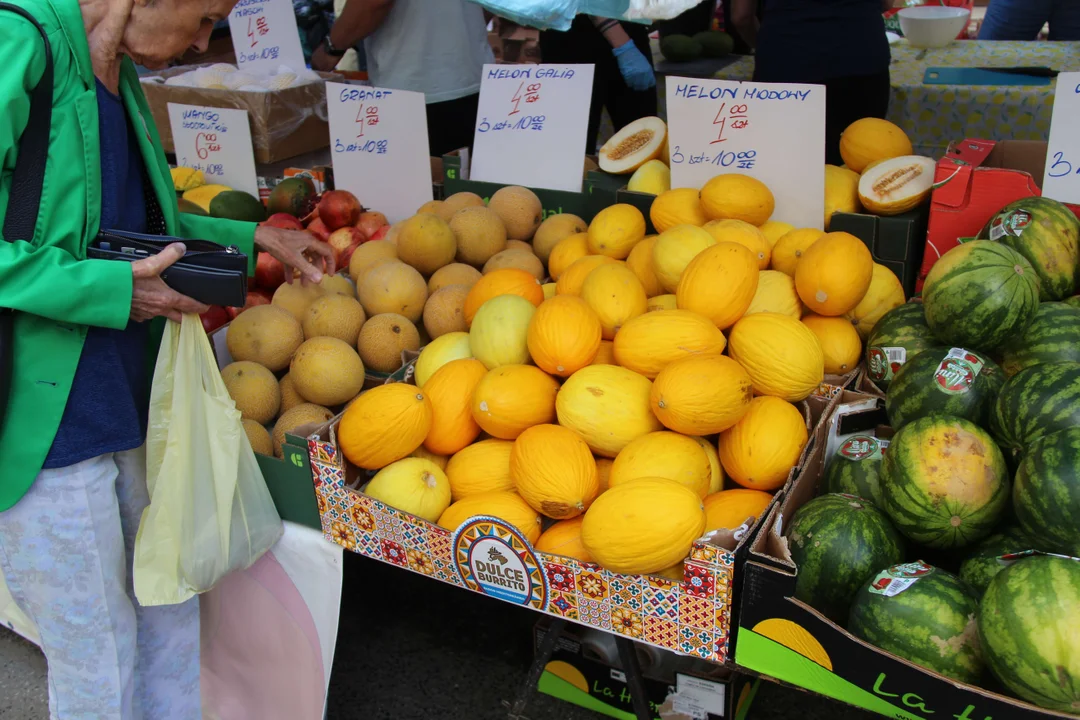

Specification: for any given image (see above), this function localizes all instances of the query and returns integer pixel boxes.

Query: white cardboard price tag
[228,0,307,73]
[326,83,433,223]
[471,63,596,192]
[167,103,259,198]
[675,674,726,718]
[1043,72,1080,205]
[666,78,826,229]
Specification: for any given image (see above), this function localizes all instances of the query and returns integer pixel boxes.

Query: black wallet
[90,230,248,308]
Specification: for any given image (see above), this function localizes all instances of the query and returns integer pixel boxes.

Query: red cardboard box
[918,139,1080,292]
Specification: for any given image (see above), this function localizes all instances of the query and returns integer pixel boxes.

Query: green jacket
[0,0,258,511]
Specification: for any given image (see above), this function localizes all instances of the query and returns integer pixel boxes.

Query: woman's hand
[130,243,210,323]
[254,225,336,284]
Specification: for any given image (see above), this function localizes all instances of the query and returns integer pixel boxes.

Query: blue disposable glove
[612,39,656,91]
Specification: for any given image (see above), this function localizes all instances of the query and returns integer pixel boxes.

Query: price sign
[326,83,433,223]
[1043,72,1080,204]
[666,78,826,229]
[228,0,306,73]
[471,64,595,193]
[167,103,259,197]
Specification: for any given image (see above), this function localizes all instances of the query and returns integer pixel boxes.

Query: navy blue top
[753,0,891,83]
[44,80,150,469]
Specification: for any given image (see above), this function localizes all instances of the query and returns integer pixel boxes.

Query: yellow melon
[587,203,646,259]
[358,260,428,323]
[464,268,544,325]
[625,236,663,297]
[445,438,515,500]
[703,488,773,532]
[547,232,590,281]
[348,240,398,286]
[410,445,449,470]
[651,355,754,435]
[471,365,560,439]
[794,231,874,316]
[581,477,705,574]
[533,213,588,263]
[542,282,557,300]
[423,358,488,455]
[596,457,614,493]
[694,437,724,494]
[744,270,802,319]
[702,219,770,270]
[646,294,678,312]
[609,431,711,498]
[535,517,591,562]
[839,118,913,173]
[771,228,824,278]
[556,365,662,457]
[450,206,508,267]
[417,200,444,216]
[290,337,365,406]
[422,284,469,339]
[272,403,333,458]
[592,340,616,366]
[428,263,482,293]
[395,213,457,275]
[365,458,452,522]
[858,156,937,216]
[824,165,862,229]
[598,117,667,174]
[302,293,366,345]
[339,384,433,470]
[612,309,726,379]
[650,188,706,233]
[438,491,543,544]
[760,221,795,248]
[652,224,717,293]
[221,361,281,425]
[242,419,274,456]
[580,263,648,340]
[626,158,670,195]
[278,373,306,414]
[439,191,485,219]
[526,295,602,377]
[488,186,543,241]
[511,424,599,519]
[483,249,545,280]
[469,294,537,369]
[699,174,774,226]
[844,263,905,339]
[728,312,825,402]
[414,331,472,388]
[555,255,619,297]
[801,314,863,376]
[718,396,808,491]
[677,242,760,330]
[272,281,324,322]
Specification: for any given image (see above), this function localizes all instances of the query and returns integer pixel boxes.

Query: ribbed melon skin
[1013,427,1080,556]
[1000,302,1080,377]
[885,347,1003,430]
[990,361,1080,454]
[978,196,1080,301]
[864,302,937,391]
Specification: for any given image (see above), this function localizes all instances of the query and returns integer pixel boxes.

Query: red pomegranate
[254,252,286,291]
[306,217,331,243]
[226,290,272,320]
[356,210,389,238]
[317,190,362,231]
[368,225,391,243]
[262,212,305,231]
[200,305,231,334]
[327,227,366,268]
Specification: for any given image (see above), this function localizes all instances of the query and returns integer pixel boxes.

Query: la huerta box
[734,391,1074,719]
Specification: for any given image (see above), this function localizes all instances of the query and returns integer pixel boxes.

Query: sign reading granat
[454,517,547,610]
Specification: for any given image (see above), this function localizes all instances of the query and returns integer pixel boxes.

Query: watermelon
[990,361,1080,455]
[999,302,1080,377]
[865,303,937,391]
[979,196,1080,301]
[787,493,905,623]
[848,561,983,683]
[882,415,1010,549]
[922,240,1040,352]
[885,346,1004,429]
[978,555,1080,713]
[822,435,886,506]
[958,526,1040,597]
[1066,295,1080,309]
[1013,427,1080,556]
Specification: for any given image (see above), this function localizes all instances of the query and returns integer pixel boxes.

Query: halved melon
[857,156,937,216]
[598,117,668,175]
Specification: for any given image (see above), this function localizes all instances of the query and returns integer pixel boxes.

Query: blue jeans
[979,0,1080,40]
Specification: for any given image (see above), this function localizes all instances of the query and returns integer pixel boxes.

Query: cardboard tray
[733,390,1074,719]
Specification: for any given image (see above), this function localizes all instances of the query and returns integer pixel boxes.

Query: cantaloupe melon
[357,313,419,373]
[318,274,354,297]
[414,331,472,388]
[439,191,485,219]
[226,305,304,372]
[348,240,397,285]
[483,249,545,280]
[302,293,366,345]
[242,419,274,456]
[358,261,428,323]
[417,200,444,216]
[488,186,542,241]
[428,263,482,293]
[422,284,469,339]
[221,361,281,425]
[471,365,560,439]
[470,294,536,369]
[609,431,712,498]
[533,214,587,263]
[450,206,507,266]
[506,240,534,254]
[445,439,515,500]
[598,116,667,174]
[278,373,306,414]
[511,424,599,518]
[396,213,457,274]
[272,281,324,322]
[272,403,333,458]
[290,337,365,406]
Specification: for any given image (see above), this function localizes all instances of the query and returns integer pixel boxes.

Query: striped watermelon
[958,526,1040,597]
[979,556,1080,713]
[979,196,1080,301]
[882,415,1010,549]
[848,561,983,683]
[787,493,905,623]
[1000,302,1080,377]
[1013,427,1080,556]
[885,346,1004,429]
[865,303,937,391]
[922,240,1040,352]
[991,361,1080,455]
[822,435,886,506]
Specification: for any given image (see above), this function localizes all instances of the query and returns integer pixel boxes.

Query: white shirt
[363,0,495,104]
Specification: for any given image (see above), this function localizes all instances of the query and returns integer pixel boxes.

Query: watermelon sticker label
[987,209,1032,241]
[868,560,934,597]
[934,348,984,395]
[996,550,1080,566]
[839,435,883,462]
[453,516,548,610]
[867,346,906,382]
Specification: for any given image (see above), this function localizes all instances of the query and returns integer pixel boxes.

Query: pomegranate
[262,212,305,231]
[200,305,231,334]
[368,225,391,243]
[327,227,366,268]
[317,190,362,231]
[254,252,286,291]
[356,210,389,238]
[226,290,272,320]
[306,217,331,243]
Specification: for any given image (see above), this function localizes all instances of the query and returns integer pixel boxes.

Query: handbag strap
[0,3,54,243]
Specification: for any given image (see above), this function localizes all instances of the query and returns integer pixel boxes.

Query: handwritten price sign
[471,64,595,192]
[666,78,826,229]
[1043,72,1080,205]
[167,103,259,197]
[327,83,432,223]
[228,0,305,72]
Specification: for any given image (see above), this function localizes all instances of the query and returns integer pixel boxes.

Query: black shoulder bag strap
[0,3,54,430]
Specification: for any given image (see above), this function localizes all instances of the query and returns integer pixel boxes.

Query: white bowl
[898,6,970,49]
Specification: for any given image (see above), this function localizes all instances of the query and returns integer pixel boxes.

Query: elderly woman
[0,0,333,716]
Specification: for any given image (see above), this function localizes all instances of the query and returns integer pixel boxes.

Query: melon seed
[606,130,654,160]
[872,165,923,196]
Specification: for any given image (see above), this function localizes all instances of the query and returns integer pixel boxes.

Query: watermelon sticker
[987,208,1032,241]
[838,435,883,462]
[934,348,984,395]
[867,346,906,382]
[867,560,934,597]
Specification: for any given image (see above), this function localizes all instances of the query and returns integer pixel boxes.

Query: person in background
[730,0,892,165]
[658,0,717,38]
[979,0,1080,41]
[311,0,493,156]
[539,16,657,154]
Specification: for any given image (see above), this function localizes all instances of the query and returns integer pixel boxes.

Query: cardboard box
[919,139,1080,292]
[733,390,1073,720]
[533,620,761,720]
[143,65,338,164]
[830,207,929,300]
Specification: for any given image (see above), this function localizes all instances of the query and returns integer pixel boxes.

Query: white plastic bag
[134,313,283,607]
[466,0,701,31]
